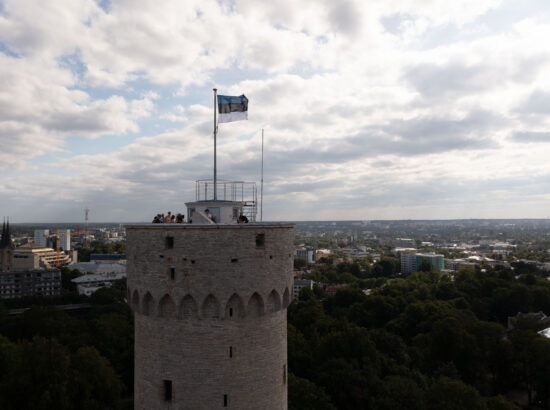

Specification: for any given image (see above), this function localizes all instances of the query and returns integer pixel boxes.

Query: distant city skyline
[1,0,550,222]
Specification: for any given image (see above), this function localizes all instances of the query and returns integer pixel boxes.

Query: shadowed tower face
[126,223,294,409]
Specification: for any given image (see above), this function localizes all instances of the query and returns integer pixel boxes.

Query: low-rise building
[394,238,415,247]
[72,272,126,296]
[294,247,317,264]
[293,278,314,301]
[340,247,370,258]
[11,243,76,270]
[69,261,126,275]
[90,253,125,263]
[445,259,479,271]
[0,269,61,299]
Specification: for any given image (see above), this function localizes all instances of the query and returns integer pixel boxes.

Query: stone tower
[126,211,294,409]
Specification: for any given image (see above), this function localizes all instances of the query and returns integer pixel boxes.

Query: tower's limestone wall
[126,224,294,410]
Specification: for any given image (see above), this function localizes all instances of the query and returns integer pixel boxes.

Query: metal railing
[194,179,257,221]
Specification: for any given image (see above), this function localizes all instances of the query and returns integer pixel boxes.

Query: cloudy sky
[1,0,550,222]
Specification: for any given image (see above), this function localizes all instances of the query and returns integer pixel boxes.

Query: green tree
[68,346,124,410]
[294,257,308,270]
[60,267,82,292]
[373,375,425,410]
[89,312,134,391]
[426,377,487,410]
[485,395,521,410]
[420,258,433,272]
[0,337,71,410]
[288,373,336,410]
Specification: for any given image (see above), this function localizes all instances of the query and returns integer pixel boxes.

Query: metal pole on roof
[213,88,218,200]
[260,128,264,222]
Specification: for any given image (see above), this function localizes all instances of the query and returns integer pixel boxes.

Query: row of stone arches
[128,288,291,320]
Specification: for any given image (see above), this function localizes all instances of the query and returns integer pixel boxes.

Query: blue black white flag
[217,94,248,123]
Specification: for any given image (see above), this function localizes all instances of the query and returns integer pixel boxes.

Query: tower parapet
[127,222,294,409]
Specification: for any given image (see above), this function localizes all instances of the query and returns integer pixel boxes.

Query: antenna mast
[85,207,89,247]
[260,128,264,222]
[213,88,218,200]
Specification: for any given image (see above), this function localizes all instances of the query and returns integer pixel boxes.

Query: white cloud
[1,0,550,221]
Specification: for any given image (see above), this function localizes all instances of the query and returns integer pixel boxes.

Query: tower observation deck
[195,179,257,215]
[186,179,258,224]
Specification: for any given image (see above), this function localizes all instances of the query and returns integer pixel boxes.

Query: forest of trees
[0,280,133,409]
[1,261,550,409]
[288,263,550,410]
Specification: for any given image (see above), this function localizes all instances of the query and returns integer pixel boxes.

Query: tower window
[229,346,233,358]
[229,308,233,317]
[163,380,172,402]
[256,234,265,248]
[231,258,238,263]
[224,394,228,407]
[170,267,175,280]
[165,236,174,249]
[283,364,286,385]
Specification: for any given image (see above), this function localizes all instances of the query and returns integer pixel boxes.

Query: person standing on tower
[205,209,216,222]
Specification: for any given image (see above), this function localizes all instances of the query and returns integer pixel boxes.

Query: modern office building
[400,252,417,275]
[61,229,71,251]
[33,229,49,248]
[400,251,445,275]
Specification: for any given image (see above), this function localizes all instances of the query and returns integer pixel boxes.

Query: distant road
[7,303,92,315]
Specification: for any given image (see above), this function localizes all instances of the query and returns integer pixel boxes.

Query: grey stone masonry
[126,223,294,410]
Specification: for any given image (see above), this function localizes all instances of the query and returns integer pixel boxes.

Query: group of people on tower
[152,212,185,224]
[152,210,249,224]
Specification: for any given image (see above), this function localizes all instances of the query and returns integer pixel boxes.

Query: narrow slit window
[283,364,286,384]
[256,233,265,248]
[224,394,228,407]
[170,267,175,280]
[229,308,233,317]
[163,380,172,402]
[165,236,174,249]
[229,346,233,358]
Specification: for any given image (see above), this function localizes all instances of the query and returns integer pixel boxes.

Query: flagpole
[260,128,264,222]
[213,88,217,200]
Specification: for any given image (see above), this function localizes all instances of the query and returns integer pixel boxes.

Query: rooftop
[125,222,295,230]
[70,262,126,274]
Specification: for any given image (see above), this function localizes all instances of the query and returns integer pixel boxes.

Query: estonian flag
[217,94,248,123]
